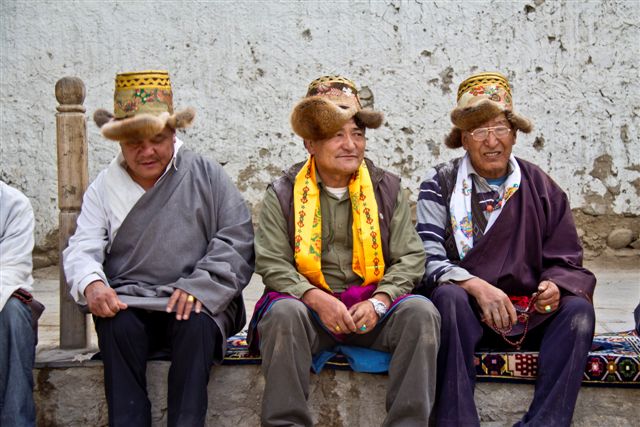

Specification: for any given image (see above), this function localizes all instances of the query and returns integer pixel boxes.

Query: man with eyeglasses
[415,72,596,426]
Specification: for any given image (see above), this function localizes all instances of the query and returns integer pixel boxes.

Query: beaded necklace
[490,293,539,350]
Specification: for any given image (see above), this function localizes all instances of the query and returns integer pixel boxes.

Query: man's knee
[173,312,221,342]
[0,297,35,356]
[394,297,441,343]
[95,309,145,342]
[258,298,310,350]
[0,297,33,335]
[430,284,472,320]
[397,297,441,327]
[258,298,308,332]
[559,296,595,336]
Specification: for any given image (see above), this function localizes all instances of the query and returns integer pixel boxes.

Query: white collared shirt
[62,139,183,304]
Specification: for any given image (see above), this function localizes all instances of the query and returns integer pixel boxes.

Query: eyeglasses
[469,126,511,142]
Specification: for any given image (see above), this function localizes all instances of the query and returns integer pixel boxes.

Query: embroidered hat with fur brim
[94,70,195,141]
[291,75,384,141]
[445,72,533,149]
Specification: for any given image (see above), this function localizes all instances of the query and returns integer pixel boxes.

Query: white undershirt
[324,185,348,199]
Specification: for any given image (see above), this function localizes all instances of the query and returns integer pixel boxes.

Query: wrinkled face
[119,126,175,190]
[305,118,366,187]
[461,113,516,179]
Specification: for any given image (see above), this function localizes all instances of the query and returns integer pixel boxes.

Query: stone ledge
[34,362,639,427]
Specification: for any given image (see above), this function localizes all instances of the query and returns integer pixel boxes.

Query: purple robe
[439,158,596,332]
[422,157,597,427]
[457,158,595,299]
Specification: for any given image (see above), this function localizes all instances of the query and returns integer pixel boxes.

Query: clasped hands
[302,288,390,335]
[84,280,201,320]
[458,277,560,330]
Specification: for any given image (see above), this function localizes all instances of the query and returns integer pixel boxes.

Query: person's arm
[254,187,316,298]
[415,169,516,329]
[374,188,426,301]
[415,168,475,288]
[169,163,255,317]
[255,186,356,333]
[0,183,35,310]
[539,187,596,301]
[62,174,111,305]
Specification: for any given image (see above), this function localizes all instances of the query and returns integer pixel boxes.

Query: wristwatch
[368,298,388,318]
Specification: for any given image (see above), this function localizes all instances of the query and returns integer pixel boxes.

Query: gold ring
[187,295,195,303]
[334,325,341,332]
[360,324,367,331]
[544,305,551,313]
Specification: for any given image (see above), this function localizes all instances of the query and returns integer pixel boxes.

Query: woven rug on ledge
[222,330,640,387]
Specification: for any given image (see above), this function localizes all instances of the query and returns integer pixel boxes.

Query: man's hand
[302,288,356,334]
[166,288,202,321]
[84,280,127,318]
[349,293,390,334]
[458,277,517,330]
[535,280,560,314]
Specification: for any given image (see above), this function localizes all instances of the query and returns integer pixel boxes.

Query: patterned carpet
[223,330,640,386]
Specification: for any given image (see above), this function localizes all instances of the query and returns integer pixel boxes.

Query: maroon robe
[427,158,596,427]
[446,158,596,331]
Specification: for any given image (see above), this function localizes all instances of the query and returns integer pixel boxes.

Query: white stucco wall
[0,0,638,246]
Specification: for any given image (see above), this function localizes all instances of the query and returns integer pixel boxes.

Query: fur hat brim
[445,100,533,148]
[290,96,383,140]
[94,107,196,141]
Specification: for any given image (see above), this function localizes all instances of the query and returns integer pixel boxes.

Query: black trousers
[94,308,221,427]
[430,284,595,427]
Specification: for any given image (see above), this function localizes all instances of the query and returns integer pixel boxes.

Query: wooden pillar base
[59,211,87,349]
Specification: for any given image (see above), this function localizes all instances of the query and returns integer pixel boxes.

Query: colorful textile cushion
[223,331,640,387]
[475,330,639,385]
[583,330,640,384]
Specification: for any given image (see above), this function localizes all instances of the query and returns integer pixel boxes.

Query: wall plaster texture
[1,0,638,246]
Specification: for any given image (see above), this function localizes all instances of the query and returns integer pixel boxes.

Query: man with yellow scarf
[248,76,441,426]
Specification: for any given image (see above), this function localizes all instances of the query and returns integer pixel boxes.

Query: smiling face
[304,118,366,187]
[461,113,516,179]
[119,126,175,190]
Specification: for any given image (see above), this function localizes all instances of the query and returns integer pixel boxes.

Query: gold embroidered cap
[290,75,384,141]
[445,71,532,149]
[94,70,195,141]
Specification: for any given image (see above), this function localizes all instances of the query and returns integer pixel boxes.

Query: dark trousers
[431,284,595,427]
[94,308,221,427]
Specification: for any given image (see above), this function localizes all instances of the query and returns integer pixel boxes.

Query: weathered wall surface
[1,0,638,250]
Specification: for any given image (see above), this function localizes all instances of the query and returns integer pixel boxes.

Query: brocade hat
[445,72,533,149]
[290,75,384,141]
[93,70,195,141]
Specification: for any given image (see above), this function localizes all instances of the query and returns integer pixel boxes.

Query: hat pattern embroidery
[116,88,171,115]
[445,71,532,149]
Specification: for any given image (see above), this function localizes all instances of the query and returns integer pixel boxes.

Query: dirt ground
[574,210,640,254]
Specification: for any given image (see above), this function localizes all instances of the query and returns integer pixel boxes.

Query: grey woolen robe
[103,148,255,355]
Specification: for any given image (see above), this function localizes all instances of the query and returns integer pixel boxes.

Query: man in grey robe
[63,70,254,427]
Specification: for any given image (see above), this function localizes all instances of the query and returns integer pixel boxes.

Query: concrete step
[31,258,639,426]
[34,361,639,426]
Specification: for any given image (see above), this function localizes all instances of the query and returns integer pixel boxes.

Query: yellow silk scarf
[293,156,385,292]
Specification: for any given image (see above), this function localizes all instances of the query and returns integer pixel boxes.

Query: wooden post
[55,77,88,348]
